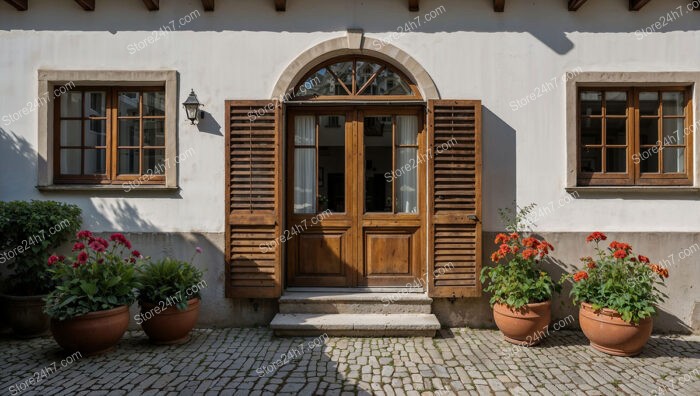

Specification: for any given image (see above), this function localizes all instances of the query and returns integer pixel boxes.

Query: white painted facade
[1,0,699,331]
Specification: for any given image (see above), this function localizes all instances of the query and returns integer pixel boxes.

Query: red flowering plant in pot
[480,206,560,346]
[44,231,144,356]
[561,232,669,357]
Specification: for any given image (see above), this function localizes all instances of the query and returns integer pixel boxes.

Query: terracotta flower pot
[50,305,129,356]
[139,298,200,345]
[0,294,50,338]
[493,300,551,346]
[579,302,652,357]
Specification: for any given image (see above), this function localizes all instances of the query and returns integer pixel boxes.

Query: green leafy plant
[0,200,82,295]
[480,204,559,309]
[138,248,204,311]
[44,231,142,321]
[561,232,668,324]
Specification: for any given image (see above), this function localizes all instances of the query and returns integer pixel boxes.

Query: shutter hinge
[448,292,457,304]
[467,214,479,222]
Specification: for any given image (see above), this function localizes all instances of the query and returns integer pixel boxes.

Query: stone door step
[270,313,441,337]
[278,292,432,314]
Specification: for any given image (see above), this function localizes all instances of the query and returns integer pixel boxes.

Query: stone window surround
[37,70,178,190]
[566,71,700,192]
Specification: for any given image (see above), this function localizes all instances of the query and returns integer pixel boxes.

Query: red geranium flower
[587,261,596,269]
[522,237,540,248]
[131,250,141,258]
[490,252,501,262]
[509,232,519,240]
[522,248,538,260]
[609,241,632,252]
[77,251,88,265]
[573,271,589,282]
[47,255,60,266]
[586,232,607,243]
[537,240,554,255]
[72,242,85,252]
[89,240,106,253]
[494,233,509,244]
[76,230,93,240]
[110,233,132,250]
[638,255,650,263]
[613,249,628,259]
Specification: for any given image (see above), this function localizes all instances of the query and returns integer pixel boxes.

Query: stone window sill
[566,186,700,194]
[37,185,179,192]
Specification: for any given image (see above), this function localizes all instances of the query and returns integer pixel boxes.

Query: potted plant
[45,231,142,356]
[562,232,668,357]
[137,248,204,345]
[480,205,559,346]
[0,200,81,338]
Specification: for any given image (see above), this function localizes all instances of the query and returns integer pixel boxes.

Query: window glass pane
[143,119,165,146]
[84,149,106,175]
[364,116,393,212]
[84,91,106,117]
[356,62,382,90]
[397,116,418,145]
[396,148,418,213]
[60,149,81,175]
[60,91,82,117]
[580,147,601,173]
[294,148,316,214]
[118,149,140,174]
[119,119,140,146]
[118,92,140,116]
[294,116,315,145]
[662,92,684,116]
[298,68,347,97]
[143,91,165,116]
[606,148,626,173]
[328,62,353,92]
[605,118,626,145]
[640,149,659,173]
[143,149,165,175]
[85,120,106,146]
[60,120,82,146]
[639,118,659,145]
[360,68,412,96]
[605,91,627,115]
[639,92,658,116]
[580,91,602,116]
[663,147,685,173]
[662,118,685,145]
[318,115,346,213]
[580,118,601,145]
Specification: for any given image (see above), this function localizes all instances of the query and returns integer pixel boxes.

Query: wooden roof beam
[409,0,419,12]
[4,0,28,11]
[274,0,286,12]
[142,0,158,11]
[568,0,588,11]
[74,0,94,11]
[202,0,214,11]
[629,0,651,11]
[494,0,504,12]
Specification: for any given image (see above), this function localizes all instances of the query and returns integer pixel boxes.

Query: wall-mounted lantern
[182,89,204,125]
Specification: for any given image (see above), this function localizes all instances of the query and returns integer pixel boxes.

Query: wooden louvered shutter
[225,100,282,298]
[427,100,482,298]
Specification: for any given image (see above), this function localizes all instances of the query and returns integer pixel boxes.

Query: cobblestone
[0,328,698,395]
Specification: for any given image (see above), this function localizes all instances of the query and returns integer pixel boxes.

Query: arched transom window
[293,56,421,100]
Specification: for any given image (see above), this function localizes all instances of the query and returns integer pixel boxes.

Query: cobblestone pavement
[0,328,699,396]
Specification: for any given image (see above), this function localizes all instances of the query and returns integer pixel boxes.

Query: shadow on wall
[0,0,695,55]
[0,128,40,201]
[481,106,516,232]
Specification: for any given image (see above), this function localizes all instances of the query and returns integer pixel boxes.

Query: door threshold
[285,287,426,293]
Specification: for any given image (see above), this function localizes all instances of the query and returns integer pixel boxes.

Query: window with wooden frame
[54,87,166,184]
[577,86,693,186]
[293,56,421,101]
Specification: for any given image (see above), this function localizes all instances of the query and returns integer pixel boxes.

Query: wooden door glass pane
[580,91,602,116]
[294,115,316,214]
[580,147,601,172]
[606,148,626,173]
[662,92,684,115]
[364,116,392,213]
[663,147,685,173]
[118,92,139,116]
[396,115,418,213]
[605,91,627,115]
[318,115,345,213]
[60,91,82,117]
[84,149,106,175]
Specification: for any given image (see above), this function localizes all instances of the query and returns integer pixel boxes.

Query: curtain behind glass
[396,116,418,213]
[294,116,316,213]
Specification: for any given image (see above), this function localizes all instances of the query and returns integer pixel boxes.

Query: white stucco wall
[2,0,700,233]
